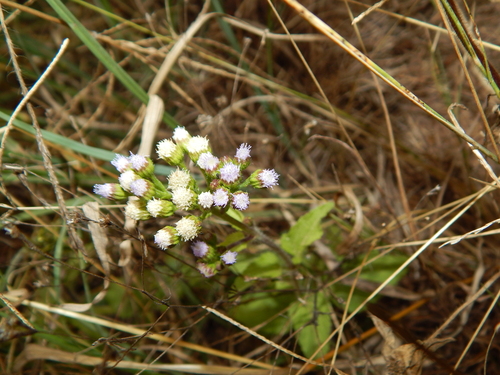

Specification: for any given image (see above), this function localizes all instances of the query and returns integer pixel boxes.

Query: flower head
[171,187,196,210]
[232,192,250,210]
[118,170,139,192]
[235,143,251,162]
[197,262,216,278]
[186,136,210,162]
[219,162,240,184]
[168,169,192,191]
[147,198,175,218]
[130,179,155,200]
[172,126,191,144]
[197,152,219,172]
[198,191,214,209]
[125,199,151,220]
[129,153,154,178]
[213,188,229,207]
[176,216,201,241]
[250,169,279,189]
[157,139,184,166]
[221,251,237,265]
[154,226,179,250]
[93,183,128,200]
[111,154,131,173]
[191,241,209,257]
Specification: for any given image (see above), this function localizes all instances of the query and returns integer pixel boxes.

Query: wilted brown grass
[1,0,500,374]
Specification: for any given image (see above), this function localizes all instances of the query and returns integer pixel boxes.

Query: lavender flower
[250,169,279,189]
[130,179,155,200]
[111,154,131,173]
[232,192,250,210]
[221,251,237,265]
[213,188,229,207]
[219,162,240,184]
[191,241,209,257]
[129,153,154,178]
[235,143,251,162]
[93,183,127,200]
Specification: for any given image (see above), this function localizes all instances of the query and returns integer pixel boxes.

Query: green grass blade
[45,0,179,128]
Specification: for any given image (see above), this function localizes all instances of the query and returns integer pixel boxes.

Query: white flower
[125,199,150,220]
[232,192,250,210]
[154,227,178,250]
[157,139,176,158]
[191,241,209,257]
[173,126,191,143]
[220,163,240,184]
[213,188,229,207]
[118,170,139,192]
[259,169,279,188]
[147,198,175,218]
[176,217,200,241]
[171,188,195,210]
[235,143,251,162]
[186,136,210,154]
[221,251,237,265]
[197,152,219,171]
[198,191,214,209]
[168,169,191,190]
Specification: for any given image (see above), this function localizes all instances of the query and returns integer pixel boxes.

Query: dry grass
[1,0,500,374]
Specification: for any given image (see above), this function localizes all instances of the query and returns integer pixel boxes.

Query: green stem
[213,210,294,268]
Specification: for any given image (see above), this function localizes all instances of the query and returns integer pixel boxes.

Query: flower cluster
[94,126,279,277]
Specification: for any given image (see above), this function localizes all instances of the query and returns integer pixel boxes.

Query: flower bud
[130,179,156,200]
[249,169,279,189]
[185,136,210,163]
[221,251,237,265]
[175,216,201,241]
[154,226,179,250]
[93,183,128,200]
[111,154,131,173]
[157,139,184,166]
[129,153,154,178]
[231,191,250,210]
[146,198,176,218]
[125,199,151,220]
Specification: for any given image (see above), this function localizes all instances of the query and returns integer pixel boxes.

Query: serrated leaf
[280,202,334,264]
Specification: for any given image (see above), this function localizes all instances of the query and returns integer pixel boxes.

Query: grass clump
[1,1,500,374]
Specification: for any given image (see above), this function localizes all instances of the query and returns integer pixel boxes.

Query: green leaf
[280,202,334,264]
[289,291,331,358]
[230,289,294,336]
[232,251,282,278]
